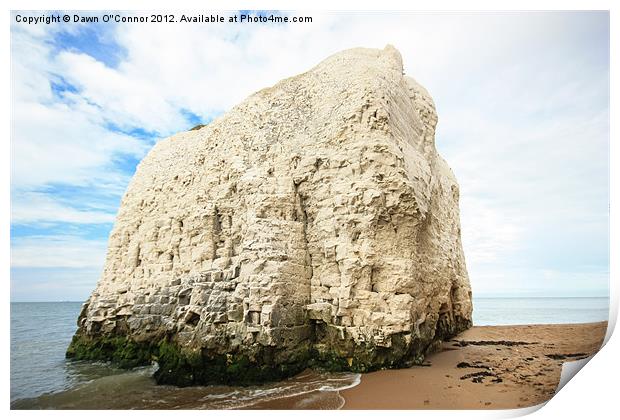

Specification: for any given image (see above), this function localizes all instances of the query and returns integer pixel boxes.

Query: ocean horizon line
[9,295,611,304]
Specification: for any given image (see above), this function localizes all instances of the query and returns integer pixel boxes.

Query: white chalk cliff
[69,45,473,385]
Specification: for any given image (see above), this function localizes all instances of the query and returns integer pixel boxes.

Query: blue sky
[10,11,609,301]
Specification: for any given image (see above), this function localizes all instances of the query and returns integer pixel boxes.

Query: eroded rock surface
[68,45,473,385]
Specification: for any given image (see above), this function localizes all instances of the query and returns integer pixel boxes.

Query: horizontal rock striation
[67,45,473,385]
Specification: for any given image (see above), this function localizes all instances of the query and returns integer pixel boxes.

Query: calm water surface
[473,297,609,325]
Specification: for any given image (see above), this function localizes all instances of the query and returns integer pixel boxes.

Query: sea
[10,297,609,409]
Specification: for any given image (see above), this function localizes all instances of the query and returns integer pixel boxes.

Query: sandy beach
[340,322,607,409]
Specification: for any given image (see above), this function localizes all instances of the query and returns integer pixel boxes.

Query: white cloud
[11,99,147,188]
[11,235,108,268]
[460,196,521,264]
[55,51,188,133]
[11,25,151,192]
[11,267,102,302]
[471,266,609,298]
[11,192,115,225]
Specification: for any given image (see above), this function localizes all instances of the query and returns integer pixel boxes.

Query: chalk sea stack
[67,46,473,386]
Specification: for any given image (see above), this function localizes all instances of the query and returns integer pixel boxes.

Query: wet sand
[340,322,607,409]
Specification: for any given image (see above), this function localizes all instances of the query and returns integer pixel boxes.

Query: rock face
[67,46,473,385]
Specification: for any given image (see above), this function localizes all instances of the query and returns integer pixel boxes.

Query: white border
[3,1,617,419]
